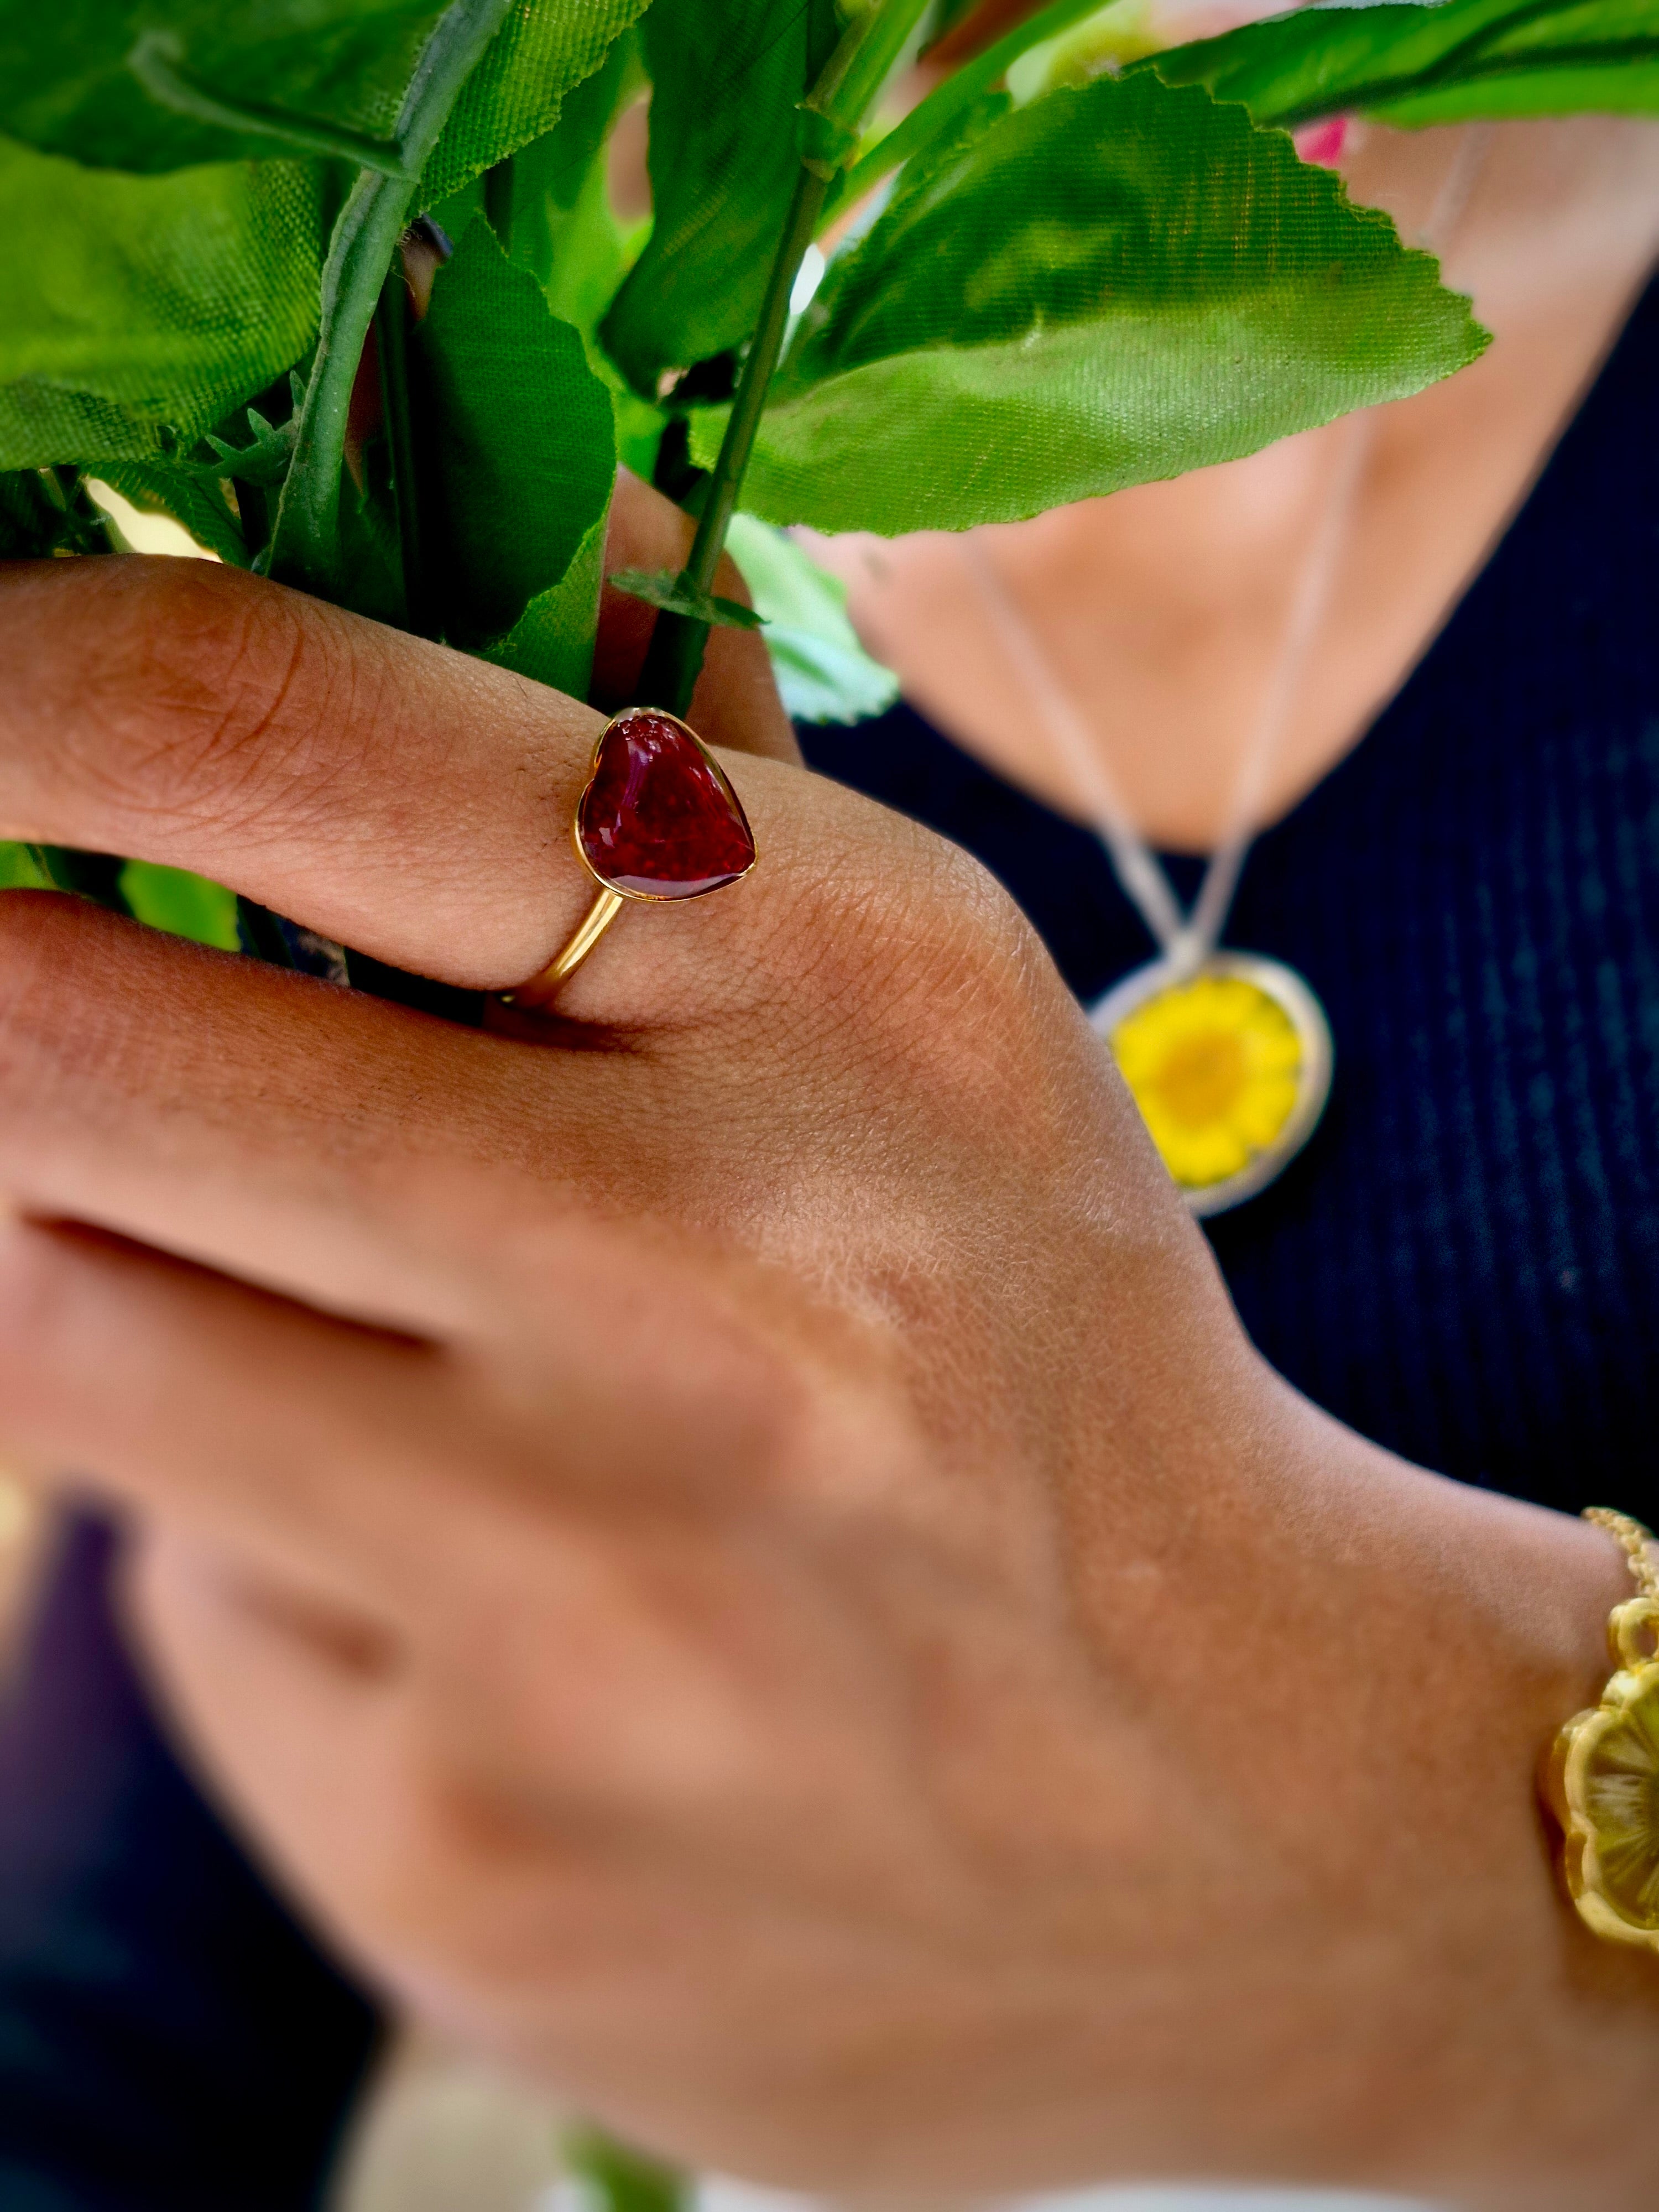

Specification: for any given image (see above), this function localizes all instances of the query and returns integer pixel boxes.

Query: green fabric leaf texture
[416,218,615,689]
[609,568,766,628]
[696,73,1488,534]
[0,139,321,468]
[425,0,653,200]
[1150,0,1659,129]
[600,0,843,393]
[2,0,651,200]
[724,514,899,724]
[1,1,444,173]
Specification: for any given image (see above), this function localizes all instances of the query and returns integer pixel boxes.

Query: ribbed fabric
[806,274,1659,1519]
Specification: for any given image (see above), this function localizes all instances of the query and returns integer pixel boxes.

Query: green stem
[635,161,828,717]
[822,0,1110,223]
[375,264,435,637]
[268,0,515,596]
[637,0,931,717]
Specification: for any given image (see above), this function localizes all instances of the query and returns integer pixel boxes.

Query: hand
[0,542,1648,2209]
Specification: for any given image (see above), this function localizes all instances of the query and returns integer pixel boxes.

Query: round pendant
[1090,951,1333,1218]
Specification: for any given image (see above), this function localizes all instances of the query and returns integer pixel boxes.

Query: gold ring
[500,707,757,1014]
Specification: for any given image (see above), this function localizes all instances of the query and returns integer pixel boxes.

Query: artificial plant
[9,0,1640,953]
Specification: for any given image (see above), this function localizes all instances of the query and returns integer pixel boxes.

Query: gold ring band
[498,707,757,1014]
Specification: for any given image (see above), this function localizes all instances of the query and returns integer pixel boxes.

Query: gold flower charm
[1547,1597,1659,1950]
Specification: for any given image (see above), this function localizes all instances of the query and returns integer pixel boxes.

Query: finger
[0,902,818,1441]
[598,469,798,765]
[2,1223,785,1806]
[0,1216,470,1618]
[0,551,792,993]
[0,893,580,1328]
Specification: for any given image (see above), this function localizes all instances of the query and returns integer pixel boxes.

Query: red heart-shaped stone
[576,709,757,899]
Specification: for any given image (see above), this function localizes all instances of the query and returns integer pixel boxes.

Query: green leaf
[0,842,56,891]
[2,0,651,195]
[561,2126,686,2212]
[507,32,641,331]
[724,513,899,723]
[608,568,766,628]
[1150,0,1659,129]
[599,0,844,393]
[201,404,299,489]
[119,859,242,951]
[416,218,615,678]
[424,0,656,200]
[1,1,445,173]
[695,72,1487,534]
[481,510,607,698]
[93,463,249,565]
[0,138,322,468]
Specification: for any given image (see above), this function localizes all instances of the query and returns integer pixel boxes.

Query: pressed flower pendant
[1548,1599,1659,1951]
[1092,953,1332,1217]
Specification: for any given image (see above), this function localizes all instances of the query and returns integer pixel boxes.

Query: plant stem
[268,0,515,596]
[635,160,828,717]
[822,0,1109,223]
[375,263,435,638]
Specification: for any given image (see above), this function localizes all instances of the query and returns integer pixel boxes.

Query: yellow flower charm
[1108,968,1304,1194]
[1548,1599,1659,1950]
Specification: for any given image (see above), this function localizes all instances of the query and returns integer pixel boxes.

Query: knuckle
[773,810,1048,1055]
[50,560,363,839]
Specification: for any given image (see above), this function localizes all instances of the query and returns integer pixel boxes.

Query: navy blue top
[810,278,1659,1520]
[2,276,1656,2205]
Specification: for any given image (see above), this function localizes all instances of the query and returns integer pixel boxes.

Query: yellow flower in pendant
[1108,970,1303,1192]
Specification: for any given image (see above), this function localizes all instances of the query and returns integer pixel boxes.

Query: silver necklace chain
[957,126,1490,979]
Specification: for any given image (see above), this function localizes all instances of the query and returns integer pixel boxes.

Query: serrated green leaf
[424,0,656,198]
[724,513,898,723]
[507,32,640,330]
[0,139,321,469]
[695,73,1486,534]
[609,568,766,628]
[201,406,298,490]
[416,218,615,676]
[481,510,607,698]
[1,1,444,174]
[1150,0,1659,127]
[599,0,844,393]
[1,0,650,201]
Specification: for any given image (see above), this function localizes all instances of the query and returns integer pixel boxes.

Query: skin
[0,490,1653,2204]
[815,115,1659,847]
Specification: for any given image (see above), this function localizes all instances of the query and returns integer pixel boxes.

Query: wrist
[1251,1409,1659,2206]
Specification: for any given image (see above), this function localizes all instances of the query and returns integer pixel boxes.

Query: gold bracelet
[1543,1507,1659,1951]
